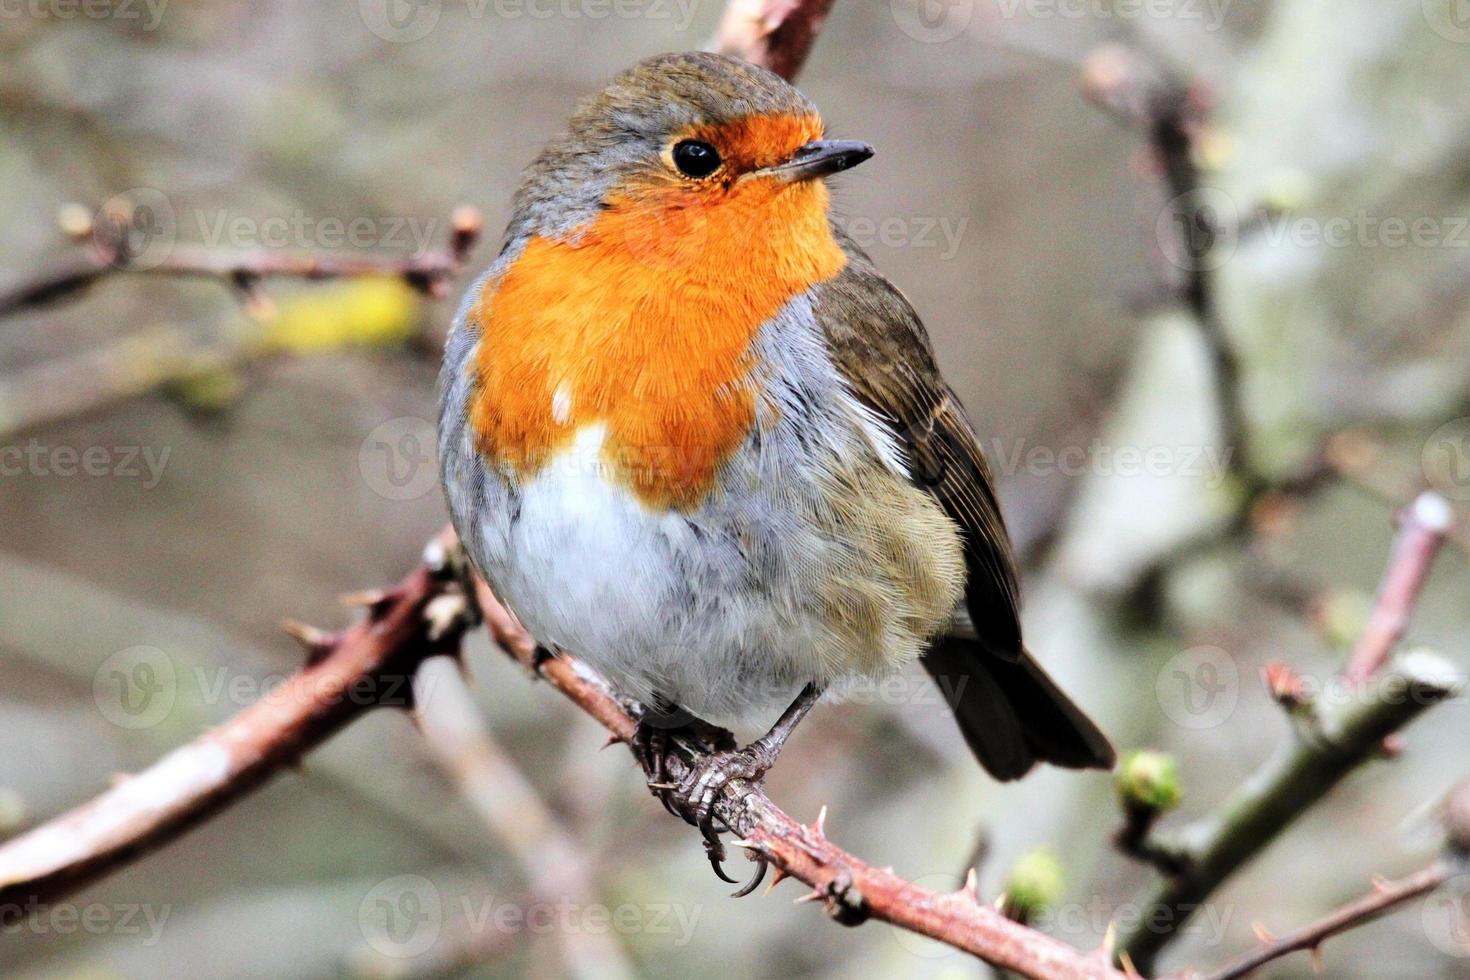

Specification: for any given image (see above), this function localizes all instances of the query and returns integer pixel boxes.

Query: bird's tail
[922,637,1116,781]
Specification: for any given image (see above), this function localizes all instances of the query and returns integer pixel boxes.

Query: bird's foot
[630,712,734,819]
[672,742,780,896]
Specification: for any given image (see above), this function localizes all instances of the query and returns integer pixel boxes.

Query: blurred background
[3,0,1470,977]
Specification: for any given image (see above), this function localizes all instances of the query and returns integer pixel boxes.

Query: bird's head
[507,51,872,262]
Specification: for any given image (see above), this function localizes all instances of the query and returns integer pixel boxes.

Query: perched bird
[439,51,1114,844]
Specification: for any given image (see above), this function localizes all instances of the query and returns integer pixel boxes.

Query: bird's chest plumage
[464,179,845,512]
[439,221,965,722]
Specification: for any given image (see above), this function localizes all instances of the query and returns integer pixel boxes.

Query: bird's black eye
[672,140,721,178]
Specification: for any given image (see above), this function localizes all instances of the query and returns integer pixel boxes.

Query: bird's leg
[675,684,824,866]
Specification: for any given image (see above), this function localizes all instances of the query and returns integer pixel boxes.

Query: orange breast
[467,176,846,510]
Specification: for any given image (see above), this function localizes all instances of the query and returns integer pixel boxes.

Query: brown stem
[1344,493,1455,684]
[0,205,482,319]
[0,530,1127,978]
[1191,861,1455,980]
[708,0,837,81]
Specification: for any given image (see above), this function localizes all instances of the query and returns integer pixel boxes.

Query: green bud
[1116,750,1183,814]
[1001,847,1066,923]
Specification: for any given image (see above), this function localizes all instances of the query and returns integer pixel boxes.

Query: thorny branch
[1188,860,1461,980]
[0,529,475,916]
[1115,494,1464,973]
[0,529,1123,980]
[466,574,1131,980]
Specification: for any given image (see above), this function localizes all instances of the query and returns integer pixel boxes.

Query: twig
[0,530,474,916]
[411,656,633,980]
[1116,497,1466,972]
[708,0,837,80]
[1081,43,1253,486]
[1190,861,1456,980]
[0,204,482,319]
[1344,493,1455,684]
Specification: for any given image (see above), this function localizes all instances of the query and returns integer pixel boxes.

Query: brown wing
[811,235,1115,779]
[812,237,1023,661]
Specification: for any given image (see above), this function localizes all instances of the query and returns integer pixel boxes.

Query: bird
[438,50,1115,859]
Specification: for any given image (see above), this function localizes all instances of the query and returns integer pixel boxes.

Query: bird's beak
[761,139,875,183]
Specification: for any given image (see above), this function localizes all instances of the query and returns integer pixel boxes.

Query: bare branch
[1344,493,1456,684]
[0,529,1127,978]
[1190,861,1456,980]
[0,204,482,320]
[708,0,837,81]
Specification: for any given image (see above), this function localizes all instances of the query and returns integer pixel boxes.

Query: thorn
[1371,874,1391,893]
[1381,734,1405,759]
[342,589,391,611]
[1100,921,1117,956]
[1118,951,1142,979]
[1252,921,1275,944]
[963,867,980,902]
[727,839,755,850]
[794,888,825,905]
[602,734,624,751]
[809,805,829,840]
[764,865,789,894]
[647,782,678,791]
[282,619,337,665]
[1310,944,1325,973]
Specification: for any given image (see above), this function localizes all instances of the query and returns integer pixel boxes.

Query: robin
[439,51,1114,860]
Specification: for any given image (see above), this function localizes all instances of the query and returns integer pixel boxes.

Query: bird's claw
[629,716,774,897]
[673,744,777,896]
